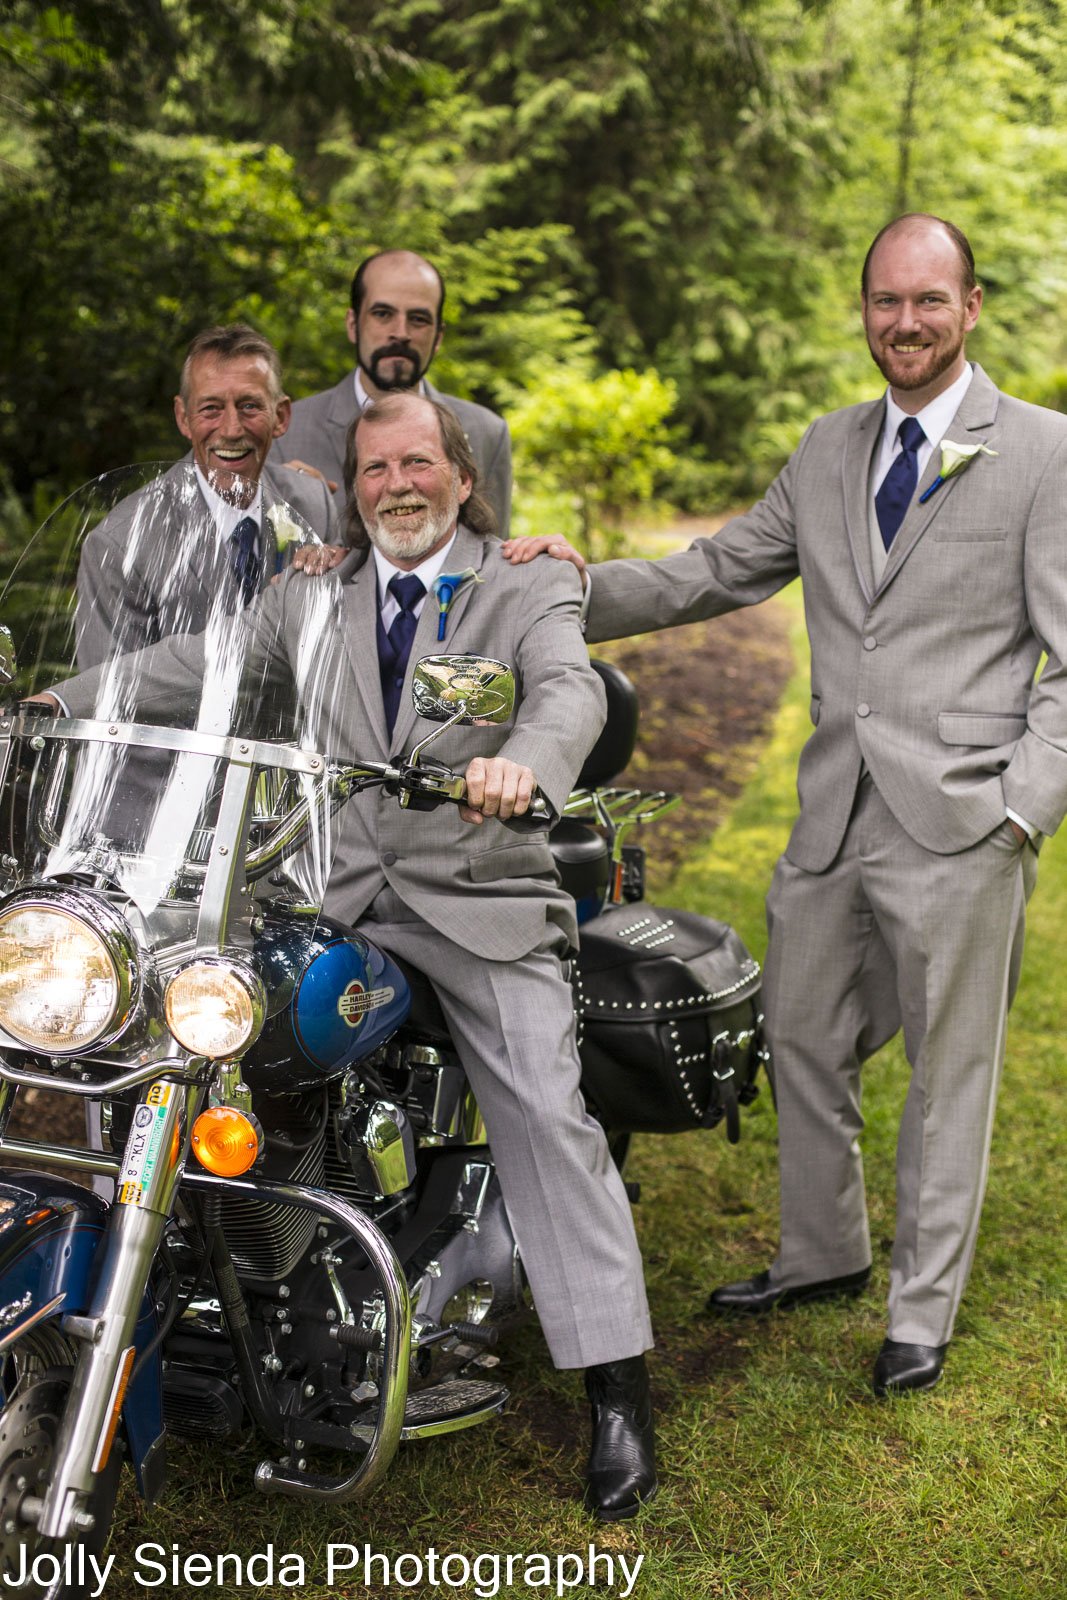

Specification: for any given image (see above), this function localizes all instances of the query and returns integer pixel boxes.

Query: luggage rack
[561,787,681,905]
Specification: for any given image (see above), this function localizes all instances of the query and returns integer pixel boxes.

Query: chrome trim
[34,1079,198,1540]
[398,1386,508,1442]
[0,1292,66,1355]
[0,1044,204,1100]
[196,756,257,953]
[0,886,142,1054]
[0,1136,120,1175]
[165,957,266,1059]
[4,715,330,776]
[183,1170,411,1503]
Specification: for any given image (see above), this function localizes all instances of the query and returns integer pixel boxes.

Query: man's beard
[366,482,461,563]
[359,339,430,392]
[869,327,965,393]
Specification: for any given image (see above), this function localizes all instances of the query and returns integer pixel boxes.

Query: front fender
[0,1173,165,1499]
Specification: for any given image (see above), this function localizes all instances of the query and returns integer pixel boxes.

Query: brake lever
[393,760,554,829]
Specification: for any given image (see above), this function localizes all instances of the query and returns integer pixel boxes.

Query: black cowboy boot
[583,1354,657,1520]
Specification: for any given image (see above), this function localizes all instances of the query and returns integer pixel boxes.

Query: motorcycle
[0,469,765,1594]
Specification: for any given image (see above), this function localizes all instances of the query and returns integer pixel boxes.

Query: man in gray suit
[76,324,336,667]
[504,213,1067,1396]
[43,391,656,1519]
[275,249,513,532]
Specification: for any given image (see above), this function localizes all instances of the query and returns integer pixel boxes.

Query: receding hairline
[861,213,977,297]
[349,250,445,325]
[351,392,446,453]
[178,325,285,405]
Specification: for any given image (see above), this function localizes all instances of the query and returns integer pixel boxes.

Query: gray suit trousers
[360,888,653,1369]
[763,775,1037,1346]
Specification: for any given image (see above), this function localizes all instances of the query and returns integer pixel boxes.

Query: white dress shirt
[193,464,264,556]
[373,532,458,631]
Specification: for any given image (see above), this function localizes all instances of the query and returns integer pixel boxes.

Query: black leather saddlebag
[575,903,765,1141]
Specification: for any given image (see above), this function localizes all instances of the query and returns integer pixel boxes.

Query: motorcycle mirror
[0,626,14,688]
[411,655,515,725]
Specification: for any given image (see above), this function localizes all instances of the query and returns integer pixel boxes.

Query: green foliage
[509,366,679,558]
[6,0,1067,523]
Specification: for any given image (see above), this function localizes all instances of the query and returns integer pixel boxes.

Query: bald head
[862,214,976,298]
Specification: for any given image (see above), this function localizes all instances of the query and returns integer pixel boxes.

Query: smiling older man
[75,325,336,668]
[43,390,657,1520]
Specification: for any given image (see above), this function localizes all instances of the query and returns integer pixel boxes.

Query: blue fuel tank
[243,909,411,1093]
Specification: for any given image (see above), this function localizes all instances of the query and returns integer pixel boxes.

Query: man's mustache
[375,341,417,362]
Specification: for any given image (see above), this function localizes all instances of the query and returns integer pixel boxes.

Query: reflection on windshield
[0,465,344,919]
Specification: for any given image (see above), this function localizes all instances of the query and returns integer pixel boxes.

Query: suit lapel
[170,463,224,602]
[338,555,392,754]
[842,398,885,603]
[389,526,487,754]
[258,467,286,584]
[876,365,1001,594]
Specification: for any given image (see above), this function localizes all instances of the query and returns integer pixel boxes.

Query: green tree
[509,367,678,557]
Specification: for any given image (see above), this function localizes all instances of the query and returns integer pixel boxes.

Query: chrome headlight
[165,958,265,1059]
[0,893,138,1053]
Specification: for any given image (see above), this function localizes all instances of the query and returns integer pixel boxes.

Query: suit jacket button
[863,635,877,651]
[382,851,398,866]
[857,703,871,718]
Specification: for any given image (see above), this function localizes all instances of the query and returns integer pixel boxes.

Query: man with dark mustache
[277,250,512,532]
[76,325,336,668]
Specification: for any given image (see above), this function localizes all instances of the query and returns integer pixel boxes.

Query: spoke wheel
[0,1333,120,1600]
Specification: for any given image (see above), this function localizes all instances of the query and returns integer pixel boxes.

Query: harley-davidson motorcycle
[0,468,765,1595]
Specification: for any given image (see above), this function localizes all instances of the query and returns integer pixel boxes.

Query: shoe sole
[707,1281,870,1315]
[873,1370,944,1398]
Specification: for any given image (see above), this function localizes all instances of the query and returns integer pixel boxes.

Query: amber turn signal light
[191,1106,261,1176]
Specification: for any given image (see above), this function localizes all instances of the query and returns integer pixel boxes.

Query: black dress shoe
[583,1354,657,1521]
[706,1265,871,1315]
[872,1339,947,1396]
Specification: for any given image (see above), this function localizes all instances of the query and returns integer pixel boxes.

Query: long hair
[340,394,498,552]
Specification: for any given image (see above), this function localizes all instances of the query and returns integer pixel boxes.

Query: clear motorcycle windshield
[0,465,351,915]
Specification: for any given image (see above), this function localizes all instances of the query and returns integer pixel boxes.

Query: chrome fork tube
[32,1077,202,1541]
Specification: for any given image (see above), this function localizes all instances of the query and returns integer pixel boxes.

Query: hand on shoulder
[499,536,588,588]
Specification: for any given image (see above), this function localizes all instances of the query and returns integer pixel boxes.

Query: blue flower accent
[431,568,482,641]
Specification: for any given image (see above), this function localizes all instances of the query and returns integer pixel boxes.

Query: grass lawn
[103,584,1066,1599]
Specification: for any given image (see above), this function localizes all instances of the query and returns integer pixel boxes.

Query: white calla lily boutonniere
[919,439,998,504]
[265,504,309,573]
[431,568,483,641]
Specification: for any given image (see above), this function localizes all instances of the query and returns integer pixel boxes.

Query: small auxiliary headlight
[191,1106,262,1176]
[0,900,131,1052]
[164,958,265,1059]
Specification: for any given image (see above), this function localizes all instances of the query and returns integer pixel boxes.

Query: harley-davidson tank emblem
[337,981,396,1028]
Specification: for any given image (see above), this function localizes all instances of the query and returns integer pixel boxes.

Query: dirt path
[591,514,793,892]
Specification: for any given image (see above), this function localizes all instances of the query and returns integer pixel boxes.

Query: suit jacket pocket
[468,839,557,883]
[931,525,1008,542]
[938,711,1027,746]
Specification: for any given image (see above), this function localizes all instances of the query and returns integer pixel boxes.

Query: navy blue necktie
[875,416,926,551]
[229,516,262,605]
[378,573,425,734]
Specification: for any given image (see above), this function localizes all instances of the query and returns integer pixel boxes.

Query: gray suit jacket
[586,365,1067,870]
[75,460,336,669]
[60,527,602,959]
[275,373,513,534]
